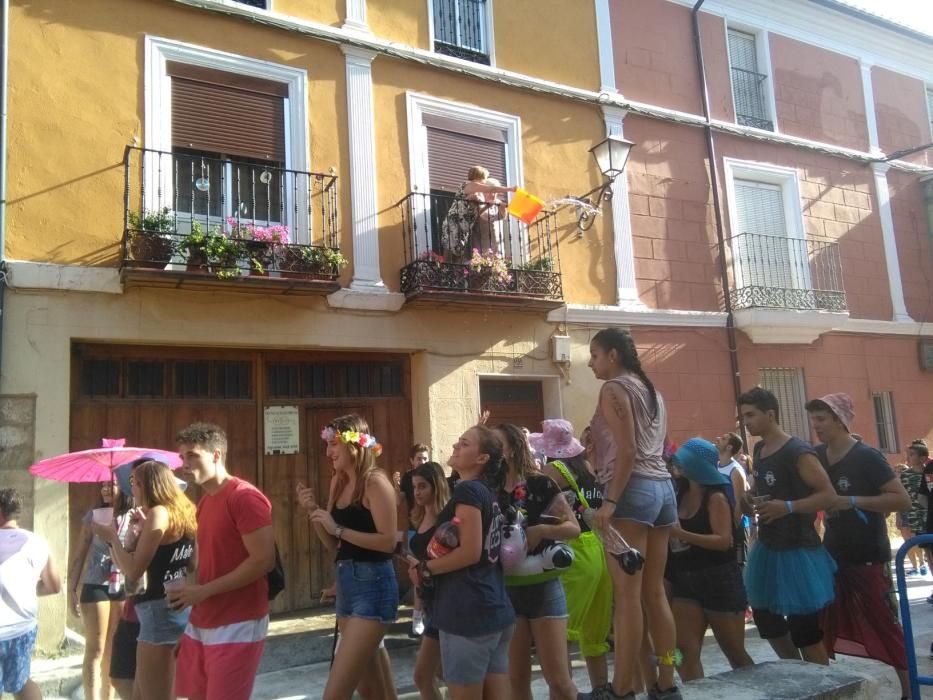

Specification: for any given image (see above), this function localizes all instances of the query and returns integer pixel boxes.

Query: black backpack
[268,544,285,601]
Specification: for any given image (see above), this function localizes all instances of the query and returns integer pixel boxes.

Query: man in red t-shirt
[168,423,275,700]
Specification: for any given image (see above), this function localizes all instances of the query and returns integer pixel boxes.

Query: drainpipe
[0,0,9,377]
[691,0,745,433]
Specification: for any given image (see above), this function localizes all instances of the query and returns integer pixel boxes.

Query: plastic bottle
[580,506,646,576]
[427,517,461,559]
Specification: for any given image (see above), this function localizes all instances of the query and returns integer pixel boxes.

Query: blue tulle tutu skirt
[744,542,837,616]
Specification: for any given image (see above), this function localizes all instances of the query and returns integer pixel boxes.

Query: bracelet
[850,496,857,508]
[785,500,794,514]
[335,526,345,542]
[604,498,618,505]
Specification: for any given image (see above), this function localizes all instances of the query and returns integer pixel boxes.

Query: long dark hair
[592,327,658,418]
[496,423,537,483]
[410,461,450,527]
[472,425,506,492]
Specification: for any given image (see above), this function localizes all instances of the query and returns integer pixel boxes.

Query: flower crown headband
[321,426,383,457]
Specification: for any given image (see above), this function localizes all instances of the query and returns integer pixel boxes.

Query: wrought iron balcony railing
[433,0,490,65]
[727,233,847,312]
[731,67,774,131]
[398,190,563,308]
[121,147,342,290]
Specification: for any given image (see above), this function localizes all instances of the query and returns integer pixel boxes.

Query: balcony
[728,233,848,343]
[433,0,490,65]
[121,147,342,295]
[731,67,774,132]
[397,190,563,311]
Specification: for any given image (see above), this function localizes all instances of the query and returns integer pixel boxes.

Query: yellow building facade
[4,0,627,649]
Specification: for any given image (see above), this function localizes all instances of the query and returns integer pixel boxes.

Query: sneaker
[648,685,684,700]
[577,685,635,700]
[906,568,919,576]
[921,565,929,576]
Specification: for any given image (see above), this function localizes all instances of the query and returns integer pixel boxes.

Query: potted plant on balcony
[178,222,242,279]
[276,245,347,280]
[465,248,514,293]
[126,208,175,269]
[226,218,289,276]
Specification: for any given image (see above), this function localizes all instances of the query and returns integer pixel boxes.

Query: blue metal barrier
[896,534,933,699]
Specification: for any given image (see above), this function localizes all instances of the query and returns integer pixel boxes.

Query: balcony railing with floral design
[121,146,342,292]
[397,190,563,309]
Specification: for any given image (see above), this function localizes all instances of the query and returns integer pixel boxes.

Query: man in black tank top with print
[806,393,911,700]
[738,388,837,665]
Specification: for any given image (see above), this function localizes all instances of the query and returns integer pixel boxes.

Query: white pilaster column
[871,162,912,322]
[343,0,369,33]
[603,107,644,308]
[859,61,882,156]
[342,46,384,292]
[594,0,616,94]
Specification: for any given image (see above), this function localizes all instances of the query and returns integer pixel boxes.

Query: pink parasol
[29,438,182,483]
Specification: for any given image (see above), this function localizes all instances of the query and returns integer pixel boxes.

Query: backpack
[267,544,285,601]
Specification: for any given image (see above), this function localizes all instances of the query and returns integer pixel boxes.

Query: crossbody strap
[551,460,590,510]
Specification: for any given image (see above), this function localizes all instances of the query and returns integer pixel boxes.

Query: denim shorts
[614,473,677,527]
[0,626,37,694]
[440,624,514,685]
[335,559,399,624]
[506,577,568,620]
[135,598,190,645]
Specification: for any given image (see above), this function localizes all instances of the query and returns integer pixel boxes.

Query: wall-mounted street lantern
[572,134,635,232]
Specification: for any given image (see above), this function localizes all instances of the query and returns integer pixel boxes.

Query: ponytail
[592,327,658,419]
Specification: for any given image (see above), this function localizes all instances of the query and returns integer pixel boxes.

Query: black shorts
[80,584,125,604]
[752,608,823,648]
[109,619,140,680]
[670,561,748,614]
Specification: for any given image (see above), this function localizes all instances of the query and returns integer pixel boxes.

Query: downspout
[0,0,9,377]
[691,0,745,428]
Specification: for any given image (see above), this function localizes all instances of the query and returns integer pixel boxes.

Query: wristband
[785,500,794,514]
[335,526,344,542]
[604,498,618,505]
[850,496,857,508]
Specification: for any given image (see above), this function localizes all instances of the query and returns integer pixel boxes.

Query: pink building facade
[571,0,933,457]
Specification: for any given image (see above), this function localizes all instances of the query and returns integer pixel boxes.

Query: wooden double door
[70,345,412,614]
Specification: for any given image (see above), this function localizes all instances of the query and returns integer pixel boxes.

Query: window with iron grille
[80,359,121,398]
[174,360,253,400]
[126,361,166,398]
[267,361,404,399]
[759,368,809,441]
[872,392,898,454]
[727,29,774,131]
[433,0,491,65]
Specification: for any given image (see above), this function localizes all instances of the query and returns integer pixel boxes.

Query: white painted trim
[733,308,850,344]
[925,85,933,141]
[838,317,933,336]
[870,162,912,322]
[425,0,495,67]
[143,36,311,241]
[5,261,122,294]
[547,304,728,328]
[594,0,616,93]
[668,0,933,85]
[342,46,385,291]
[759,30,779,133]
[602,107,643,307]
[405,91,523,256]
[722,20,738,123]
[343,0,369,33]
[165,0,933,176]
[860,61,882,155]
[326,287,406,311]
[721,158,806,290]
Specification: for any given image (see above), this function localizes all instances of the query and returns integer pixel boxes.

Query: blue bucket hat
[673,438,730,487]
[113,452,187,497]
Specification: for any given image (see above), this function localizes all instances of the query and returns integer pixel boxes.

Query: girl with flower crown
[296,414,398,700]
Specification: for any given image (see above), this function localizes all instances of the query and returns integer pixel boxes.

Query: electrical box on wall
[552,335,571,364]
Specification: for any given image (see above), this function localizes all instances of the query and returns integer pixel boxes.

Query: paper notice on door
[264,405,300,455]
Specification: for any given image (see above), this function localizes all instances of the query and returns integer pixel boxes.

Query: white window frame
[759,367,809,441]
[724,22,778,133]
[405,91,522,257]
[427,0,496,67]
[144,36,310,241]
[723,158,809,292]
[872,391,899,454]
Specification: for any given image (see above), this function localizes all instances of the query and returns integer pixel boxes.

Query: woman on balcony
[441,166,515,261]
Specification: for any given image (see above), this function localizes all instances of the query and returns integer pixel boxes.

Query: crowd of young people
[1,324,928,700]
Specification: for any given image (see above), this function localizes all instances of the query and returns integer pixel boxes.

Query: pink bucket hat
[528,419,585,460]
[805,392,855,431]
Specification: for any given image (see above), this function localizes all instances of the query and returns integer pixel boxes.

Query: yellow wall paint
[273,0,342,27]
[9,0,614,304]
[368,0,429,48]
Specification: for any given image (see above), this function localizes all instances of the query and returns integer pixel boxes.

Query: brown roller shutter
[169,62,286,162]
[426,126,507,193]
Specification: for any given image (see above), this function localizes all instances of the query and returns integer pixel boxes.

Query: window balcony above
[121,147,342,294]
[397,190,563,310]
[432,0,491,65]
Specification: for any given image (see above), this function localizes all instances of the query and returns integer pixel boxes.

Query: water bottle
[427,517,461,559]
[107,566,124,596]
[580,506,646,576]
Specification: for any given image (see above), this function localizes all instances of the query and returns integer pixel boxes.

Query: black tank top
[332,502,392,562]
[669,488,735,571]
[409,524,437,561]
[137,535,194,602]
[753,438,821,550]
